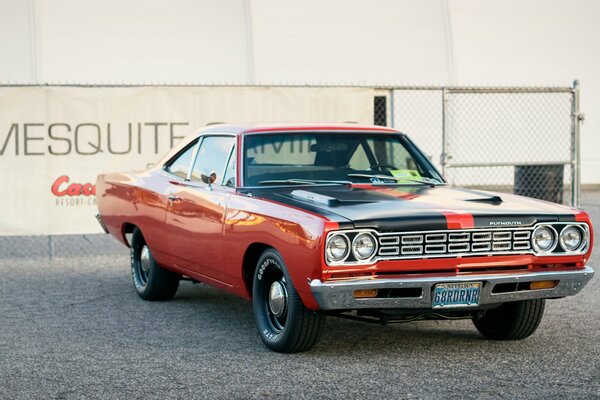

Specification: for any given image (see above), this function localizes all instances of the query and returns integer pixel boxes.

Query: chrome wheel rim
[136,245,151,286]
[268,281,287,318]
[262,262,288,333]
[140,246,151,274]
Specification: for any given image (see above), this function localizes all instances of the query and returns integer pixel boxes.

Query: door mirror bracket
[201,170,217,190]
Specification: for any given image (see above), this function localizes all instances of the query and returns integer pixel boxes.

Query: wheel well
[242,243,272,298]
[121,222,137,247]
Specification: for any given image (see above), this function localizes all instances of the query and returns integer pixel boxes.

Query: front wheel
[473,299,545,340]
[252,249,325,353]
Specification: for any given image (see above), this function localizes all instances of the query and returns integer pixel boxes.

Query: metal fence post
[441,88,449,177]
[571,80,581,207]
[389,89,395,128]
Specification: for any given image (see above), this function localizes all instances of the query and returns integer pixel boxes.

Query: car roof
[155,123,401,168]
[199,123,399,135]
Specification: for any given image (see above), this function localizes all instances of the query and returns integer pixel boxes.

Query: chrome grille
[377,228,532,259]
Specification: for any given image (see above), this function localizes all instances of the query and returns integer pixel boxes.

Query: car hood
[249,184,582,231]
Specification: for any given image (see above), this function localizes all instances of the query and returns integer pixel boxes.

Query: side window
[165,140,198,179]
[191,136,235,184]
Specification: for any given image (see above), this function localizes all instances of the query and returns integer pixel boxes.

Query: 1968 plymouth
[96,123,594,352]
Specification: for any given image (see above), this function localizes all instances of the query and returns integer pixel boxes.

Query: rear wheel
[130,228,180,301]
[473,299,545,340]
[252,249,325,353]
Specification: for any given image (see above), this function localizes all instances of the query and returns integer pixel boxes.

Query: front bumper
[310,266,595,310]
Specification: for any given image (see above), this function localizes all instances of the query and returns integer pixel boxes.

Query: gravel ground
[1,203,600,399]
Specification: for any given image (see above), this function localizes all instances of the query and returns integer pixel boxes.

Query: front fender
[223,195,330,310]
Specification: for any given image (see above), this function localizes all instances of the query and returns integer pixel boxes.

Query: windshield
[243,132,444,186]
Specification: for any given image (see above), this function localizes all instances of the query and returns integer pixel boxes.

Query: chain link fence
[389,83,581,206]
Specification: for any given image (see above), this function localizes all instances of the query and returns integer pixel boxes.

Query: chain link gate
[389,82,581,207]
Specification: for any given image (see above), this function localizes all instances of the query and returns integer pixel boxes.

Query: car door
[153,138,200,260]
[165,134,236,285]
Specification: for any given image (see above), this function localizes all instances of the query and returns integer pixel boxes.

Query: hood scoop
[465,195,503,205]
[290,190,341,206]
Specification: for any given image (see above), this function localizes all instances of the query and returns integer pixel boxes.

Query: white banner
[0,86,375,235]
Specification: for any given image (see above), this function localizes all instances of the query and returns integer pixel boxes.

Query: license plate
[432,282,481,308]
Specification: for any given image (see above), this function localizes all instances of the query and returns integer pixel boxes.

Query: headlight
[531,225,557,254]
[352,233,376,260]
[326,234,349,262]
[560,225,584,252]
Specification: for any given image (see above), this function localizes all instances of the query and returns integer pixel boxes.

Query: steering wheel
[369,164,396,172]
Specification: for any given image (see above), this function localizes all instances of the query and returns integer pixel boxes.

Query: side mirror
[201,170,217,189]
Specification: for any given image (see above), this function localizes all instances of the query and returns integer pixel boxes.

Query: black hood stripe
[243,185,580,232]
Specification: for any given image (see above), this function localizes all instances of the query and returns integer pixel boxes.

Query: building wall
[1,0,599,182]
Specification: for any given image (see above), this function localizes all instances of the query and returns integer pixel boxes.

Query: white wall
[448,0,600,185]
[0,0,34,82]
[1,0,599,182]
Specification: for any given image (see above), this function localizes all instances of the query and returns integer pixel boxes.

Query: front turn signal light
[529,280,559,290]
[353,289,378,298]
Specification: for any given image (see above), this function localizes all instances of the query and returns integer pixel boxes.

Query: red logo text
[51,175,96,197]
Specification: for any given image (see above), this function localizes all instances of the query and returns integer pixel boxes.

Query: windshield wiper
[347,173,441,187]
[258,179,352,186]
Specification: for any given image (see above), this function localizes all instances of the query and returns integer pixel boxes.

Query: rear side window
[191,136,235,184]
[165,140,198,179]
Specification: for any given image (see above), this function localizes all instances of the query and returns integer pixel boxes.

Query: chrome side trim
[310,266,595,310]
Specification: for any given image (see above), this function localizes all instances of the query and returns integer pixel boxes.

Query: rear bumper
[309,266,595,310]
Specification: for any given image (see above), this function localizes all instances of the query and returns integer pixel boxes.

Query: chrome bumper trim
[95,213,109,234]
[310,266,595,310]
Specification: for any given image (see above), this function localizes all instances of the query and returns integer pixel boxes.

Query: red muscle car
[96,123,595,353]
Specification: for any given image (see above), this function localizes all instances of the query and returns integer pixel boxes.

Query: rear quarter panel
[96,170,170,262]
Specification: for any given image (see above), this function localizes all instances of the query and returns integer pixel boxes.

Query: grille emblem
[489,221,522,226]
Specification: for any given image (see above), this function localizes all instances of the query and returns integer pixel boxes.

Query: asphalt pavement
[1,204,600,399]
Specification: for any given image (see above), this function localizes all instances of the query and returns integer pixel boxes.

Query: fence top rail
[443,87,575,94]
[447,161,574,168]
[0,82,578,93]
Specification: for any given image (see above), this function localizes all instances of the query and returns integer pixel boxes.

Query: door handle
[168,195,181,202]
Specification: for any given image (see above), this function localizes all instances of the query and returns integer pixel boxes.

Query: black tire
[473,299,545,340]
[130,228,180,301]
[252,249,326,353]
